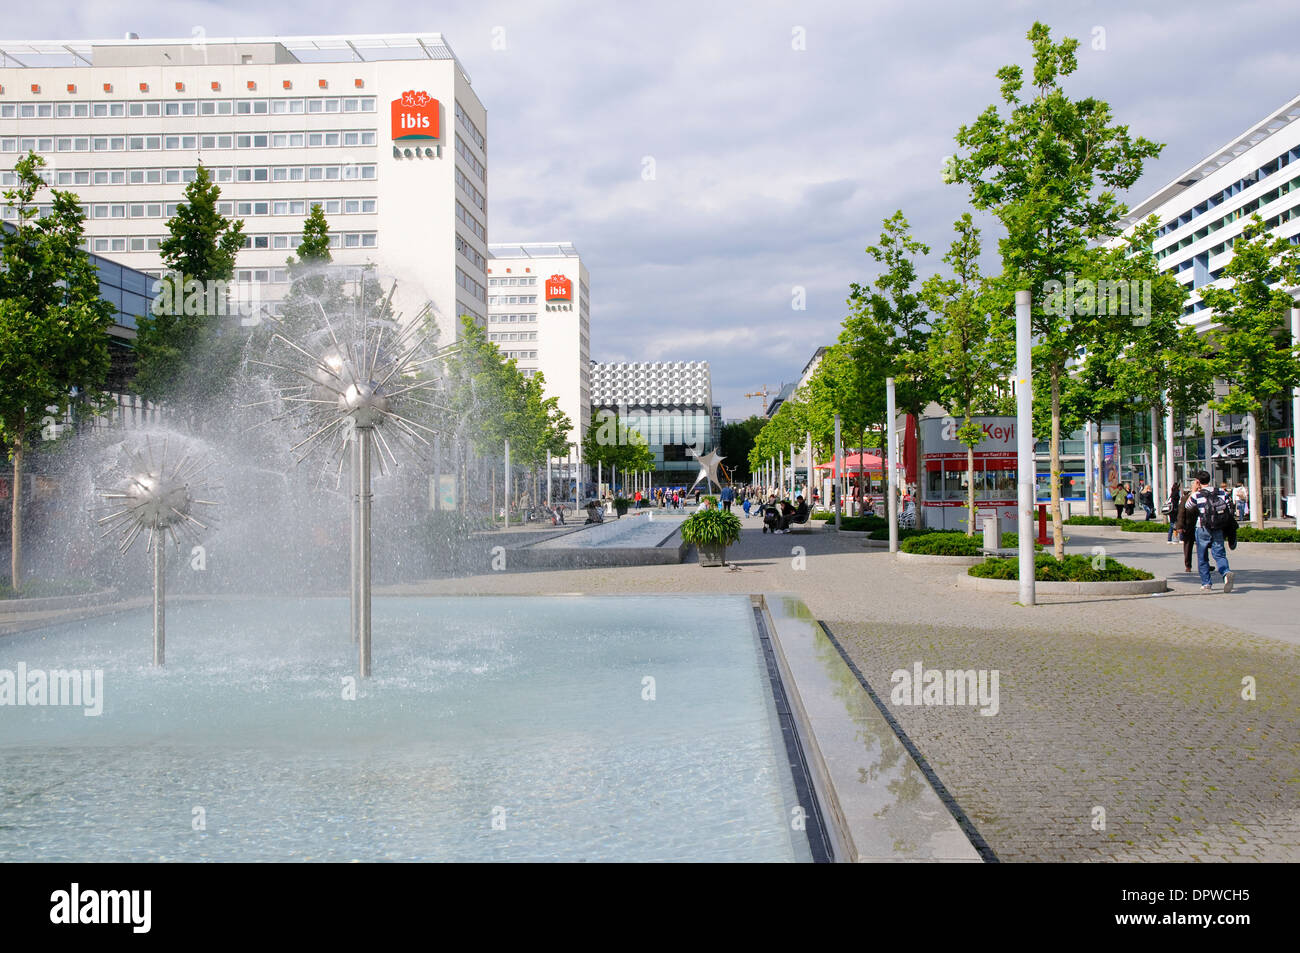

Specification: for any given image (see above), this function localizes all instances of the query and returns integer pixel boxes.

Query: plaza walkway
[388,516,1300,862]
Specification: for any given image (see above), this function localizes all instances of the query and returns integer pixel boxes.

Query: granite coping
[755,592,983,863]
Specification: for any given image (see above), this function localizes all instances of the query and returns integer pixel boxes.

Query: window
[344,200,359,214]
[271,99,303,114]
[274,235,291,249]
[235,100,269,114]
[201,100,233,115]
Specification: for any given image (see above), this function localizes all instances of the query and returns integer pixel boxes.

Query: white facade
[1118,92,1300,324]
[0,34,489,341]
[487,242,590,441]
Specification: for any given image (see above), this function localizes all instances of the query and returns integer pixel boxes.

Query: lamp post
[886,379,898,553]
[1015,290,1035,606]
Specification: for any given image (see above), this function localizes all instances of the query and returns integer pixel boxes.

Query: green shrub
[1236,526,1300,543]
[838,515,887,532]
[868,526,940,540]
[680,507,743,547]
[968,553,1153,582]
[901,532,982,556]
[1120,519,1168,532]
[1063,516,1121,526]
[999,532,1044,551]
[811,510,834,521]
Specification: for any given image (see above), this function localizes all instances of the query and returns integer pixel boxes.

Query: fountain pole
[350,429,360,644]
[153,541,166,666]
[357,426,374,678]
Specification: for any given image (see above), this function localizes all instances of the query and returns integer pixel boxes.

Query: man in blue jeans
[1184,470,1234,593]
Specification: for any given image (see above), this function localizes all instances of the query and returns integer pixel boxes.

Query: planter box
[697,543,728,567]
[956,573,1168,595]
[896,551,986,566]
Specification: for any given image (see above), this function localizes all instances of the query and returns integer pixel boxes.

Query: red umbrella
[815,452,883,477]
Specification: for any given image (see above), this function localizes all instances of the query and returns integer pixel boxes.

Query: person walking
[1108,479,1124,519]
[1139,482,1155,520]
[1185,469,1235,593]
[1233,482,1248,520]
[720,484,735,512]
[1176,486,1197,571]
[1123,482,1136,517]
[1164,480,1182,543]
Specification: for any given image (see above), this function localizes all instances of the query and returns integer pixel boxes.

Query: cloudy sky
[9,0,1300,417]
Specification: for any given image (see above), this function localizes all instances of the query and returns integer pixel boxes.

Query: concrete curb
[896,551,987,566]
[0,588,119,616]
[956,573,1168,595]
[1231,541,1300,554]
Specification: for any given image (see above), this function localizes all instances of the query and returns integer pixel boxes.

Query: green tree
[844,211,931,515]
[583,410,654,476]
[1198,214,1300,528]
[949,22,1163,556]
[719,416,766,481]
[922,214,1008,534]
[0,152,115,590]
[271,203,346,342]
[133,164,246,423]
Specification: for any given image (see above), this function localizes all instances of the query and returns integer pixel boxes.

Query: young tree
[922,214,1008,534]
[1198,214,1300,528]
[133,165,246,424]
[272,203,346,342]
[584,410,654,476]
[845,211,932,517]
[949,22,1164,557]
[0,153,115,590]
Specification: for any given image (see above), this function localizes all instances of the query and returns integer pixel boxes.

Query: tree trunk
[1050,368,1064,560]
[966,442,975,536]
[10,411,24,592]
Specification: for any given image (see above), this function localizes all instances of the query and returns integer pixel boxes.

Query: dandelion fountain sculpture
[98,437,219,666]
[255,283,449,677]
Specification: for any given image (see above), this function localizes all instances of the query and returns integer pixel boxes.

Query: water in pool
[0,594,810,862]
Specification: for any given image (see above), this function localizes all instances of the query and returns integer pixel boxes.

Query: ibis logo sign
[391,90,440,141]
[545,275,573,301]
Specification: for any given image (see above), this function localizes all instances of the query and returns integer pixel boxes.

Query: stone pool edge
[753,592,985,863]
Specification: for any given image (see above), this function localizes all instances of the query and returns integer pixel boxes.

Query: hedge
[1236,526,1300,543]
[968,553,1154,582]
[1063,516,1121,526]
[1119,519,1168,532]
[1000,532,1045,551]
[900,532,982,556]
[869,526,941,541]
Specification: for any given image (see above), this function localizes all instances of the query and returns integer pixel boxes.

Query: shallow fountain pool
[0,595,811,862]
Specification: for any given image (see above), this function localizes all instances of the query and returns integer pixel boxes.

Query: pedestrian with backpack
[1184,469,1236,593]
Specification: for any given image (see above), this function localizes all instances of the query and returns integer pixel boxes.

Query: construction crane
[744,386,775,415]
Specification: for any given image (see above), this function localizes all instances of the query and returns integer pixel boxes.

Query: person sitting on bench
[584,500,605,524]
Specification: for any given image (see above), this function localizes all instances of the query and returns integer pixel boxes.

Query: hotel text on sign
[391,90,440,140]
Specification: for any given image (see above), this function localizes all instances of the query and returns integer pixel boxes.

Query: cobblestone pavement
[386,516,1300,862]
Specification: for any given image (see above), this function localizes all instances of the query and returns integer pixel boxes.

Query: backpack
[1204,489,1235,531]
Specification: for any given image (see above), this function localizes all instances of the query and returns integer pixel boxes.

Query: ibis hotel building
[0,33,490,338]
[487,242,591,442]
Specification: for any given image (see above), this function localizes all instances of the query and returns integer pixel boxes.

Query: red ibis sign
[545,274,572,301]
[391,90,440,140]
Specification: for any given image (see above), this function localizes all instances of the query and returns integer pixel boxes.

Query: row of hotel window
[453,102,485,152]
[86,232,377,254]
[489,295,539,305]
[490,313,537,323]
[457,267,486,303]
[1,98,377,119]
[488,277,537,287]
[1157,178,1300,261]
[0,130,379,152]
[1155,145,1300,239]
[0,197,375,221]
[454,138,485,181]
[455,166,485,212]
[2,164,377,188]
[455,200,486,243]
[490,332,538,342]
[456,234,486,272]
[501,350,538,361]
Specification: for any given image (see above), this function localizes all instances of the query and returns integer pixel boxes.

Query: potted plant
[680,505,743,567]
[613,496,631,517]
